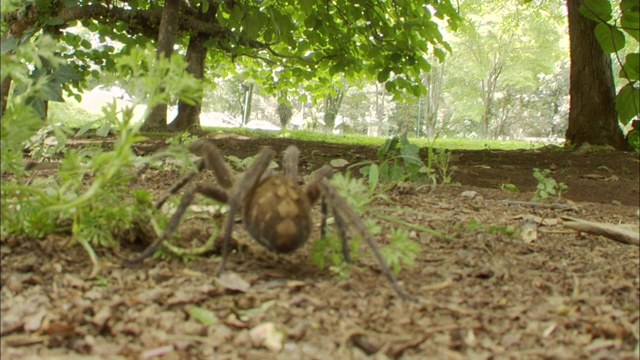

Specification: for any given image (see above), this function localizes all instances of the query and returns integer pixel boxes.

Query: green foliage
[226,155,278,172]
[380,227,420,275]
[1,43,202,276]
[309,172,420,276]
[358,135,431,183]
[581,0,640,148]
[500,183,521,192]
[355,135,455,186]
[532,168,568,201]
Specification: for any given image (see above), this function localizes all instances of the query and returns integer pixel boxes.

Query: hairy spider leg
[154,158,205,209]
[127,183,229,264]
[282,145,299,179]
[155,141,234,209]
[216,147,276,275]
[317,178,415,302]
[189,141,234,188]
[306,165,352,264]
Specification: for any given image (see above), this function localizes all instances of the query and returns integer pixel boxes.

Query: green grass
[49,99,103,127]
[52,98,547,150]
[202,126,546,150]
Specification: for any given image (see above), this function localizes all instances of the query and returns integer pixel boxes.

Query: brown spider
[128,141,412,301]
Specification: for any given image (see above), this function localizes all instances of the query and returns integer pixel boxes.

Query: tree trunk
[1,74,11,116]
[277,101,292,129]
[565,0,628,150]
[423,61,444,138]
[480,64,502,139]
[323,88,345,133]
[167,3,216,133]
[140,0,180,132]
[168,35,207,133]
[241,83,254,125]
[375,83,386,136]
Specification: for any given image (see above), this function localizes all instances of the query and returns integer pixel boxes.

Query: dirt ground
[2,133,639,359]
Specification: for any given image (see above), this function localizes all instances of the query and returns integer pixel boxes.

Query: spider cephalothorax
[128,141,412,301]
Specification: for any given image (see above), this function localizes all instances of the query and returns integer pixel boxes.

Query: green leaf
[367,163,379,195]
[80,39,92,50]
[579,0,613,22]
[377,67,391,83]
[96,123,111,137]
[620,53,639,81]
[627,129,639,152]
[188,307,218,325]
[616,84,640,126]
[389,52,402,62]
[620,0,640,41]
[594,22,625,53]
[244,8,267,38]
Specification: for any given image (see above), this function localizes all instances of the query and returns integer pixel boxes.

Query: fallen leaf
[216,272,250,292]
[250,322,285,352]
[23,310,46,332]
[330,158,349,168]
[188,306,219,326]
[140,345,175,359]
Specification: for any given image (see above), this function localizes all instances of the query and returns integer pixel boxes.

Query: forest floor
[2,133,639,359]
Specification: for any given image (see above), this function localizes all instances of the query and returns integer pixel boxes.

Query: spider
[128,141,413,301]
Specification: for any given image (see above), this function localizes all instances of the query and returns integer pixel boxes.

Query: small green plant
[309,172,420,276]
[1,44,202,277]
[166,131,199,147]
[532,168,568,201]
[499,183,520,192]
[226,154,279,171]
[432,148,456,184]
[380,227,419,275]
[357,134,432,184]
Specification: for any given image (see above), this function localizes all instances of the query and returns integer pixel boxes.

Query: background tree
[143,0,181,132]
[1,0,461,132]
[276,100,292,129]
[565,0,638,150]
[443,0,565,139]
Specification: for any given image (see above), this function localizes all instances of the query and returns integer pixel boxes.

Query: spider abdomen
[244,174,312,253]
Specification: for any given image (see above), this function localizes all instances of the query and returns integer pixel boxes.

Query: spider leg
[155,158,205,209]
[216,147,276,275]
[282,145,299,180]
[332,207,351,263]
[317,178,415,301]
[306,165,333,248]
[127,183,229,264]
[189,141,234,188]
[156,141,234,209]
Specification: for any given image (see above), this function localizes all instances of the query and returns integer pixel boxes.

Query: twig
[502,200,575,210]
[561,216,639,246]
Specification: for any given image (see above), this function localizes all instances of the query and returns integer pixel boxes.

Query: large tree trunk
[140,0,180,132]
[167,3,216,133]
[565,0,628,150]
[168,35,207,133]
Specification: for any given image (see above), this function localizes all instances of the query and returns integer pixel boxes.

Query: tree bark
[565,0,629,150]
[141,0,180,132]
[241,83,254,125]
[323,88,345,133]
[168,35,207,133]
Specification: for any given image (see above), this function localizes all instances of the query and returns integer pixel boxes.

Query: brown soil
[2,133,639,359]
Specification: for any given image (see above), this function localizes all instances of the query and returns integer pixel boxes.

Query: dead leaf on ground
[216,272,251,292]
